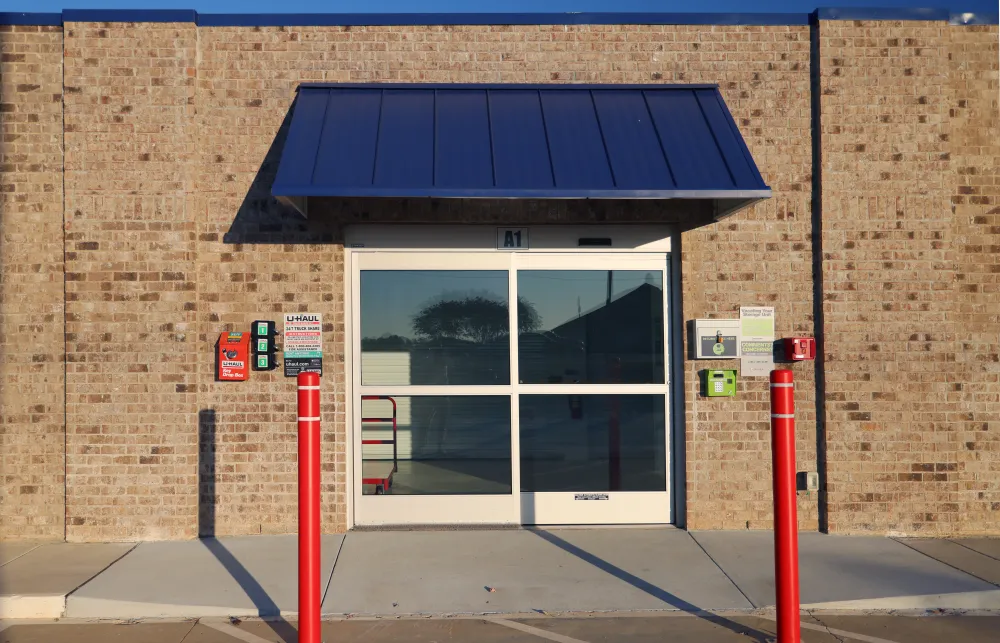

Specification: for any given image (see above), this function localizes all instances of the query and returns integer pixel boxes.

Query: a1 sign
[497,228,528,250]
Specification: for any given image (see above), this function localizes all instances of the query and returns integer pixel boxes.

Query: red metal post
[297,371,321,643]
[608,358,622,491]
[770,369,800,643]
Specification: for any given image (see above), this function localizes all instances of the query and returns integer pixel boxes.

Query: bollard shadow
[198,410,217,538]
[199,409,298,643]
[531,529,775,642]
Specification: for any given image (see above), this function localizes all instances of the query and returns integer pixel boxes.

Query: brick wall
[0,25,65,540]
[0,18,996,540]
[194,26,344,536]
[674,26,818,530]
[192,24,817,535]
[63,22,200,541]
[948,25,1000,532]
[818,20,999,535]
[59,22,821,538]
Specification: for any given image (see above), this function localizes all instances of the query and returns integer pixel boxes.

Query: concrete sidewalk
[0,541,134,619]
[2,529,999,620]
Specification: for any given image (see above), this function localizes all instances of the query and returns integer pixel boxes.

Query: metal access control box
[694,319,740,359]
[706,369,737,397]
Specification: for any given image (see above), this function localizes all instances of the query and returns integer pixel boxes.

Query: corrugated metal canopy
[272,84,770,219]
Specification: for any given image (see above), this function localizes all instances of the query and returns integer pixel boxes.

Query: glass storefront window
[360,270,511,386]
[517,270,664,385]
[519,394,666,492]
[361,395,512,495]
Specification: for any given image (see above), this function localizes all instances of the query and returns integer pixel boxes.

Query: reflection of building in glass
[361,290,515,494]
[519,395,666,493]
[519,282,665,385]
[358,276,666,496]
[363,335,510,386]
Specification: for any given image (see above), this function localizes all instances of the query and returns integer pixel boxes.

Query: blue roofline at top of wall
[0,7,996,27]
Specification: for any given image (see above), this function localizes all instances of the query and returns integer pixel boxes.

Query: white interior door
[350,246,671,526]
[512,253,671,525]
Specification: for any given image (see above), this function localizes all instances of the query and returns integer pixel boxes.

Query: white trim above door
[345,224,672,253]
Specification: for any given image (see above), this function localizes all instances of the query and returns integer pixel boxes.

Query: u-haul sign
[283,313,323,377]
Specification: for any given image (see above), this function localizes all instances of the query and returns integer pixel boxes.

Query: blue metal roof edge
[198,12,811,26]
[815,6,950,20]
[61,9,198,23]
[297,83,723,90]
[0,12,62,25]
[1,9,996,27]
[709,87,769,191]
[270,186,775,200]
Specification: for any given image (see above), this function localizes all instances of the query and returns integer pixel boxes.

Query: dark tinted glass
[518,270,664,384]
[361,271,510,386]
[519,395,666,492]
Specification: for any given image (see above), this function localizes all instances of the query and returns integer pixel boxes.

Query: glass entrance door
[351,251,670,526]
[514,253,670,524]
[352,252,519,526]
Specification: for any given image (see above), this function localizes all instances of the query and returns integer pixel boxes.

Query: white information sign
[283,313,322,377]
[739,306,775,377]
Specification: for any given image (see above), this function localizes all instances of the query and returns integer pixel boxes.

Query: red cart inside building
[361,395,397,495]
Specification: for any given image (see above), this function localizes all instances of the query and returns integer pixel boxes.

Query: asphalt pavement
[4,613,1000,643]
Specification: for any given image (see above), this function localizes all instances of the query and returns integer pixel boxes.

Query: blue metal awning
[272,83,770,219]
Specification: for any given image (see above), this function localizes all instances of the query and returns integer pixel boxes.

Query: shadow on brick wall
[198,409,217,537]
[224,98,339,245]
[199,409,296,641]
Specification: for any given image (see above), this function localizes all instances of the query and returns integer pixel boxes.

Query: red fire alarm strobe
[218,332,251,381]
[782,337,816,361]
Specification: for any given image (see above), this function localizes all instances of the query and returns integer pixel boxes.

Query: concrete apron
[0,542,135,619]
[690,531,1000,612]
[322,530,1000,617]
[2,530,996,620]
[64,535,345,619]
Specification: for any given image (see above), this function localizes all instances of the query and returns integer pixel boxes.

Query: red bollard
[297,372,321,643]
[770,369,800,643]
[608,358,622,491]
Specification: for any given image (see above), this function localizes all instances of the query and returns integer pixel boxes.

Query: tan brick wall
[675,27,818,530]
[1,18,996,540]
[818,20,1000,535]
[948,25,1000,532]
[191,24,817,535]
[63,22,199,541]
[59,23,819,537]
[193,26,344,533]
[0,25,65,540]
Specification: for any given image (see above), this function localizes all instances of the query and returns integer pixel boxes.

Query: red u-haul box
[782,337,816,361]
[217,332,250,381]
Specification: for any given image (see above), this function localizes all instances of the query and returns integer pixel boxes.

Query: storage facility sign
[283,313,322,377]
[739,307,775,376]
